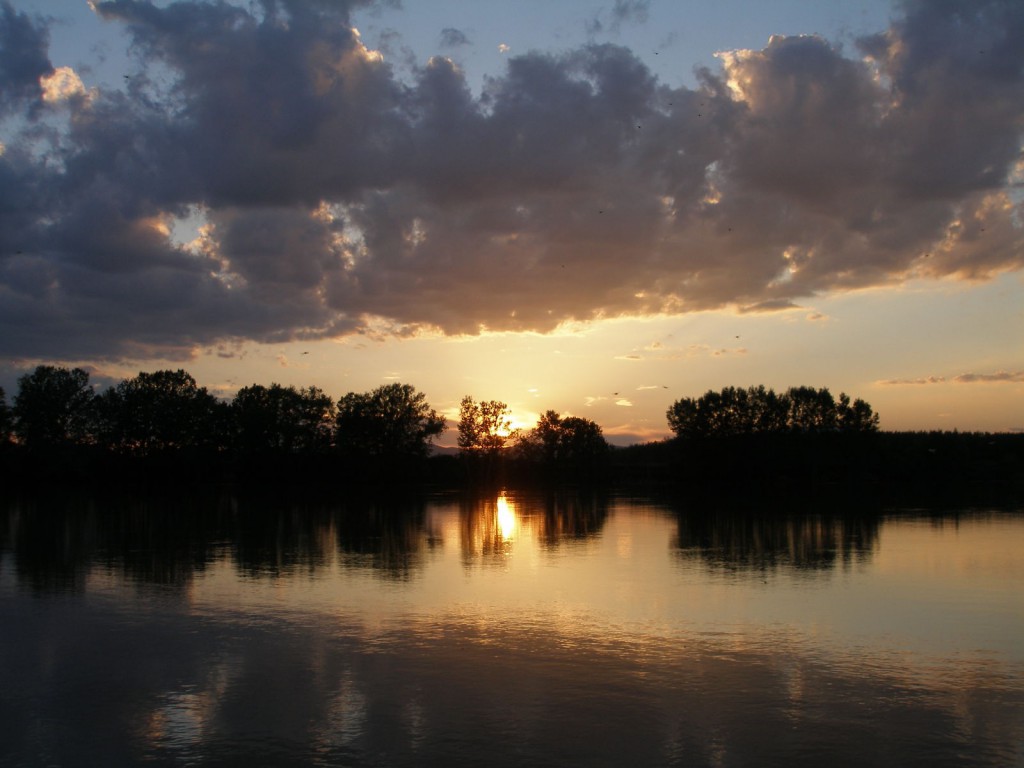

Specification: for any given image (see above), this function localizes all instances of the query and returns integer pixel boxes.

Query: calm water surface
[1,490,1022,767]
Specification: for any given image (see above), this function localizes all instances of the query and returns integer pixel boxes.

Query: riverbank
[1,431,1022,504]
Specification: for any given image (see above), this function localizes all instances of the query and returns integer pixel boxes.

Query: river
[1,489,1021,767]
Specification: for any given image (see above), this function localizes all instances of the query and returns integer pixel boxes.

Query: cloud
[587,0,651,36]
[878,371,1024,385]
[611,0,650,27]
[439,27,470,48]
[877,376,947,386]
[953,371,1024,384]
[39,66,90,103]
[645,343,745,361]
[0,0,1022,360]
[214,346,242,360]
[615,398,633,407]
[739,299,801,313]
[0,1,51,116]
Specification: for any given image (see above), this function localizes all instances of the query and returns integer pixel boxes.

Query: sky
[0,0,1021,444]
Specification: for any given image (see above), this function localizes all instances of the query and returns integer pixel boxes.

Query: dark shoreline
[1,431,1022,508]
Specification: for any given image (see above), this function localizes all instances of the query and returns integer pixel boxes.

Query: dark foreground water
[1,490,1022,767]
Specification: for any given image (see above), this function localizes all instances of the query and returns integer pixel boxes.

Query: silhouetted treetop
[335,382,445,459]
[99,369,224,454]
[667,385,879,439]
[458,396,516,455]
[0,386,12,444]
[516,410,608,466]
[13,365,96,448]
[232,383,334,454]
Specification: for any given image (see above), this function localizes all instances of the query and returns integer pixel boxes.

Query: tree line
[665,385,879,439]
[0,365,611,484]
[0,366,893,485]
[0,366,447,458]
[2,366,1019,497]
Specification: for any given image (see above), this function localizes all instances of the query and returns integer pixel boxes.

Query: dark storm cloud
[92,0,409,205]
[0,0,1021,359]
[0,1,51,116]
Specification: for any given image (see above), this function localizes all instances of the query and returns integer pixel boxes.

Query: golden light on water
[496,494,518,541]
[453,493,529,560]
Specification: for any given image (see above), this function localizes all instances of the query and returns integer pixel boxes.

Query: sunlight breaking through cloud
[0,0,1021,362]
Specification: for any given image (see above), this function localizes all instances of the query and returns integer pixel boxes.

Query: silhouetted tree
[335,383,445,460]
[518,410,564,464]
[785,386,838,431]
[666,386,760,439]
[0,386,11,445]
[13,365,97,448]
[552,416,608,462]
[516,410,608,472]
[667,385,878,439]
[98,369,224,454]
[458,396,517,484]
[232,383,334,454]
[837,392,881,432]
[457,396,516,455]
[743,384,789,433]
[781,386,878,432]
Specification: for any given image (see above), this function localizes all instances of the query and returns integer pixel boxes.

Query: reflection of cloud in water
[319,667,367,750]
[148,691,205,754]
[145,657,237,759]
[403,695,427,753]
[13,590,1021,765]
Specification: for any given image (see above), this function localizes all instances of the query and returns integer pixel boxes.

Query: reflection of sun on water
[496,494,517,541]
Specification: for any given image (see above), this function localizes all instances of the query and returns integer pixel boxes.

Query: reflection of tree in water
[3,489,616,587]
[1,494,96,594]
[0,490,228,594]
[534,492,609,548]
[97,493,228,588]
[332,498,428,581]
[673,509,881,573]
[229,492,429,581]
[0,490,434,590]
[230,494,340,578]
[457,491,609,563]
[458,494,513,563]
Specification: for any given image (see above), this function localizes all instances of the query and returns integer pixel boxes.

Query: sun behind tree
[457,396,518,456]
